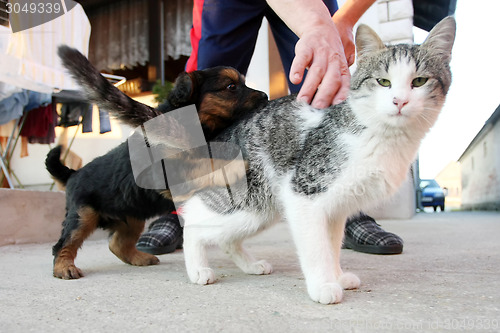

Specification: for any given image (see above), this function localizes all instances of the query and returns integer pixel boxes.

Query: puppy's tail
[58,45,161,127]
[45,146,76,186]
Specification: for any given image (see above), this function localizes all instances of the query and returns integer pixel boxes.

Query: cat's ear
[421,16,456,61]
[355,24,385,58]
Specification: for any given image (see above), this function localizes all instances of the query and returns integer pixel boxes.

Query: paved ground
[0,211,499,332]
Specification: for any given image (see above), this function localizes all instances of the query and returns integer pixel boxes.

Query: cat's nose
[393,97,408,112]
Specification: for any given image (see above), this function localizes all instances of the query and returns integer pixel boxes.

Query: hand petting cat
[291,24,351,108]
[267,0,350,109]
[267,0,377,109]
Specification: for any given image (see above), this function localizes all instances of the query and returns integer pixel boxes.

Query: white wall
[246,19,270,96]
[461,124,500,209]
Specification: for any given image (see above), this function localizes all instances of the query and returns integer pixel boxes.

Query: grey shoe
[343,213,403,255]
[136,214,183,255]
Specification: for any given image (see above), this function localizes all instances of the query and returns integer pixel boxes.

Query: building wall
[246,20,270,96]
[460,123,500,210]
[376,0,414,44]
[435,161,462,210]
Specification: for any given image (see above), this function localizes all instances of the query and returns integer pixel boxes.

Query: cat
[176,17,456,304]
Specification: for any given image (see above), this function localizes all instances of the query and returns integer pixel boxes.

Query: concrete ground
[0,211,499,332]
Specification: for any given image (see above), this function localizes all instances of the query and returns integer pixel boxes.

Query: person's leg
[264,8,301,93]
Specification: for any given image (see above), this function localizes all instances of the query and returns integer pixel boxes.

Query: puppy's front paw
[309,282,343,304]
[338,272,360,290]
[53,263,84,280]
[129,252,160,266]
[189,267,216,285]
[246,260,273,275]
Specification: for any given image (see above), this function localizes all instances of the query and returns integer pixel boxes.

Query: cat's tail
[58,45,161,128]
[45,145,76,186]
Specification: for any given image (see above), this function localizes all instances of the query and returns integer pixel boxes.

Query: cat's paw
[338,272,361,290]
[309,282,343,304]
[188,267,216,285]
[246,260,273,275]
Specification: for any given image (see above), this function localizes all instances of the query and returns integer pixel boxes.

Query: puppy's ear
[168,72,201,107]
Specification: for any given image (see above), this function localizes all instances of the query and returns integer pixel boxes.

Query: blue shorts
[186,0,338,93]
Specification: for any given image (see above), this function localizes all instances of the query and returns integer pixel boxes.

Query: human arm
[333,0,377,66]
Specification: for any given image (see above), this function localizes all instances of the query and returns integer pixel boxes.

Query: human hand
[289,25,350,108]
[333,13,355,66]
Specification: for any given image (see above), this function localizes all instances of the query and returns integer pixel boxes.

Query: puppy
[47,47,268,279]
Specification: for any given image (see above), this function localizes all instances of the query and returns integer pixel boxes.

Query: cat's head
[350,17,456,132]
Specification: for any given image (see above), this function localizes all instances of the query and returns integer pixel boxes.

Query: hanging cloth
[20,103,56,144]
[0,2,91,93]
[0,89,51,125]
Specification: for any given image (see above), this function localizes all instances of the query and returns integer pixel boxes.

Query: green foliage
[152,80,174,103]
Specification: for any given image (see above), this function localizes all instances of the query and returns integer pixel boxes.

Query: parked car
[419,179,446,212]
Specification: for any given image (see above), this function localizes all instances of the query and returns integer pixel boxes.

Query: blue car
[419,179,446,212]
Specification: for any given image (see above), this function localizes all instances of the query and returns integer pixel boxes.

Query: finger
[332,63,351,105]
[297,60,328,107]
[295,47,329,106]
[311,53,351,107]
[344,42,355,67]
[347,54,355,67]
[289,43,313,86]
[309,56,343,108]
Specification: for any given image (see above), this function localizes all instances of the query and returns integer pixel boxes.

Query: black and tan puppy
[47,47,267,279]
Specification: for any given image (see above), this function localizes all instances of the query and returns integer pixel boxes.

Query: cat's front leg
[328,217,361,290]
[183,225,216,285]
[182,197,217,285]
[285,202,344,304]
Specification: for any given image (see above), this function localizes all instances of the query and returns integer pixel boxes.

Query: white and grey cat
[180,17,456,304]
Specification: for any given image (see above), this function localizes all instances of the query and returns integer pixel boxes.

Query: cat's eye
[376,78,391,87]
[412,77,428,88]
